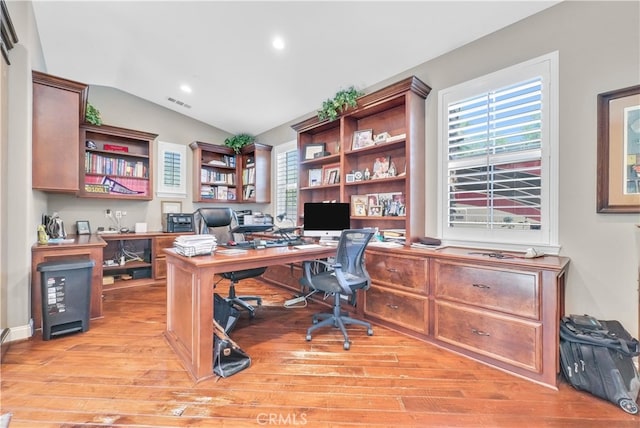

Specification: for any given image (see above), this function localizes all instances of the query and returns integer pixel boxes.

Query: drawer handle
[386,304,399,310]
[472,283,491,289]
[471,328,491,336]
[386,268,398,273]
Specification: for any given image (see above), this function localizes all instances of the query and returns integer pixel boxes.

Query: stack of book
[173,235,217,257]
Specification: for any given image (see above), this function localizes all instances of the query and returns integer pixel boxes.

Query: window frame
[274,140,299,225]
[437,51,560,253]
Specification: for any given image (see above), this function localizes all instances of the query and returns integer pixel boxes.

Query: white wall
[3,1,639,339]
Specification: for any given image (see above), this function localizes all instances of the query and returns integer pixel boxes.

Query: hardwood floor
[1,279,638,427]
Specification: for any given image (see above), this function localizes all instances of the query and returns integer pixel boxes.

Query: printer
[163,213,194,233]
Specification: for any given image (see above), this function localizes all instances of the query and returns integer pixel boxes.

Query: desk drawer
[364,285,428,334]
[433,260,539,319]
[366,250,428,294]
[434,300,542,373]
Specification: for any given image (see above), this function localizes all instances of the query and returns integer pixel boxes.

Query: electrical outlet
[105,209,111,217]
[122,211,127,217]
[115,210,122,219]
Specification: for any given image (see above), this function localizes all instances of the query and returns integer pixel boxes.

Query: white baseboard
[5,324,32,343]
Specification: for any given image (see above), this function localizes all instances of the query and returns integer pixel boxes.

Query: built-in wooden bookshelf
[190,141,272,203]
[79,124,157,200]
[292,76,431,245]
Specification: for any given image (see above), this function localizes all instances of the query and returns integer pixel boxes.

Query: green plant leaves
[224,133,255,153]
[317,86,363,122]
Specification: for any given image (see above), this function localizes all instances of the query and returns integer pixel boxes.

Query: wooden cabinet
[190,141,272,203]
[80,124,157,200]
[153,234,182,280]
[364,249,429,335]
[32,71,88,192]
[292,76,430,244]
[358,246,570,389]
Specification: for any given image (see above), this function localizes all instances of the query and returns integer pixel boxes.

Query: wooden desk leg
[165,257,215,382]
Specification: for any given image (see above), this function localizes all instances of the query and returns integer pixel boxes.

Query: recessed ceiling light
[180,84,192,94]
[272,36,285,50]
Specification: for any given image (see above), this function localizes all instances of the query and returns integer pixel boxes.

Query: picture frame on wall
[161,200,182,214]
[304,143,326,160]
[596,84,640,213]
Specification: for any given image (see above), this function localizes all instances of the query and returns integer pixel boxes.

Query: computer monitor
[303,202,350,242]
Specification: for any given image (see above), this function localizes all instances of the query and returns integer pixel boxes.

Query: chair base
[228,295,262,318]
[306,306,373,350]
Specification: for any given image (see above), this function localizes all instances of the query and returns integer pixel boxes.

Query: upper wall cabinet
[80,124,157,200]
[292,76,431,245]
[32,71,88,192]
[191,141,272,203]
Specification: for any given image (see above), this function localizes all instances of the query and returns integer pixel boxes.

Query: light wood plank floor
[1,279,638,427]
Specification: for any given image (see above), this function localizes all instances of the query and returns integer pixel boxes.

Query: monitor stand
[319,236,339,245]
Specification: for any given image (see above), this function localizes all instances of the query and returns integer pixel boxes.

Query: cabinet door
[32,72,87,192]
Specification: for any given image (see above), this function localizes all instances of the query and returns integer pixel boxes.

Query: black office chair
[299,228,375,350]
[194,207,265,318]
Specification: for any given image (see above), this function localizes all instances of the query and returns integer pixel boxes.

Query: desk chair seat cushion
[303,270,368,295]
[221,267,267,282]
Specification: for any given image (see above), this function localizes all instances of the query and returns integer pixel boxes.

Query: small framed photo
[368,205,383,216]
[76,220,91,235]
[322,163,340,185]
[351,129,374,150]
[308,168,322,186]
[161,201,182,214]
[374,132,391,143]
[304,143,326,160]
[345,173,355,183]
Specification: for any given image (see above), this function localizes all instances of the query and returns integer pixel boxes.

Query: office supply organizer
[173,235,217,257]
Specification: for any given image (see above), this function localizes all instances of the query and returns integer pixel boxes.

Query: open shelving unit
[292,76,431,245]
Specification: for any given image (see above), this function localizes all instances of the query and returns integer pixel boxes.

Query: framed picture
[304,143,326,160]
[322,163,340,185]
[368,205,383,216]
[308,168,322,186]
[76,220,91,235]
[351,194,368,216]
[372,156,391,179]
[597,84,640,213]
[351,129,374,150]
[345,173,355,183]
[161,200,182,214]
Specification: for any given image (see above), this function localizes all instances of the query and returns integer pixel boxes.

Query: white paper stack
[174,235,217,257]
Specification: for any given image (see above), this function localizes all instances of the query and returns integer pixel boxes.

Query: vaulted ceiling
[31,1,560,135]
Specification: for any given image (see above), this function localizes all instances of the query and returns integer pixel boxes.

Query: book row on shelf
[200,185,237,201]
[206,154,236,167]
[242,167,256,185]
[350,192,405,217]
[85,152,148,178]
[200,168,235,185]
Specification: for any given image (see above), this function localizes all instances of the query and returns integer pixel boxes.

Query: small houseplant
[85,102,102,125]
[224,133,255,153]
[317,86,363,122]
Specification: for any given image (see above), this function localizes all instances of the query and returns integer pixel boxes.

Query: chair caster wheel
[343,341,350,350]
[367,329,374,336]
[306,334,312,341]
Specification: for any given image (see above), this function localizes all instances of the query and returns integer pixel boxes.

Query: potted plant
[85,102,102,125]
[224,133,255,154]
[317,86,363,122]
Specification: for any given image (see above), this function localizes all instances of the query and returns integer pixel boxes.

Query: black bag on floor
[213,319,250,378]
[214,293,239,334]
[559,314,640,415]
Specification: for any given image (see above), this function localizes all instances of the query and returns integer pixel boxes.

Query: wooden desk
[164,245,336,382]
[31,235,107,330]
